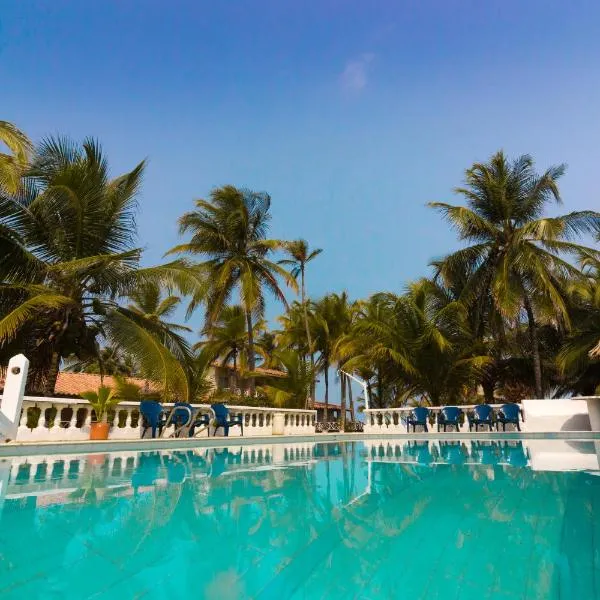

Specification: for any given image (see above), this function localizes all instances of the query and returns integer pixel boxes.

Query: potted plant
[80,386,121,440]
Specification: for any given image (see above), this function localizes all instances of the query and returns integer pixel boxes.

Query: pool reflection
[0,439,599,598]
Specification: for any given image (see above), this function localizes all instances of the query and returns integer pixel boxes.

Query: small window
[217,376,230,390]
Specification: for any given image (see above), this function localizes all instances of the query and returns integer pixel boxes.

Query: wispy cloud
[340,53,375,92]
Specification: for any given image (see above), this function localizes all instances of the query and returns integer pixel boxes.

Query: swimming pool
[1,439,599,599]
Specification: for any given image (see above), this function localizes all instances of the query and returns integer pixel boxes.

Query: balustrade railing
[363,404,512,434]
[1,396,316,442]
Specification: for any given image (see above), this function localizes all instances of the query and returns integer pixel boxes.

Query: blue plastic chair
[468,404,494,431]
[437,406,462,432]
[496,403,522,431]
[170,402,211,437]
[140,400,167,438]
[406,407,429,432]
[211,403,244,437]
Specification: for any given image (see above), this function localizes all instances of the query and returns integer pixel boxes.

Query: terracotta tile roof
[0,371,160,397]
[211,362,287,378]
[55,372,161,397]
[312,401,343,410]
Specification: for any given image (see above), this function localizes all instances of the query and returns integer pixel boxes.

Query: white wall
[521,399,591,432]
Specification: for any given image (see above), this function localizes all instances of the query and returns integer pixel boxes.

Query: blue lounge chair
[468,404,494,431]
[406,407,429,432]
[211,403,244,437]
[140,400,167,438]
[496,403,522,431]
[169,402,211,437]
[437,406,462,432]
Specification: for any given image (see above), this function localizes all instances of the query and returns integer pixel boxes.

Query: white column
[586,398,600,432]
[0,354,30,440]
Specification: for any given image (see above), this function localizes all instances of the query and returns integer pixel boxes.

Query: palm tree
[430,151,600,398]
[0,120,32,194]
[313,292,353,421]
[279,239,322,403]
[557,259,600,393]
[0,136,199,396]
[64,345,136,378]
[255,330,282,370]
[341,283,490,406]
[126,282,192,347]
[196,304,265,384]
[255,349,315,408]
[169,185,297,394]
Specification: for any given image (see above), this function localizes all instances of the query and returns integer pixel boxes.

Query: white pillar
[0,354,30,440]
[586,397,600,432]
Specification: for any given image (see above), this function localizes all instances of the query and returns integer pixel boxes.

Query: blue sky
[2,1,600,345]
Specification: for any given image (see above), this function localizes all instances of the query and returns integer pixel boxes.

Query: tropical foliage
[2,119,600,412]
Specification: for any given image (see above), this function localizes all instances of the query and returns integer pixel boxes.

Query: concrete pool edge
[1,430,600,457]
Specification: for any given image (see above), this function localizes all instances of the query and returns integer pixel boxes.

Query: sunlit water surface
[1,439,599,599]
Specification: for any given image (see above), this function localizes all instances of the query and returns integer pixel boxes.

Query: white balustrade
[363,404,511,434]
[0,395,317,442]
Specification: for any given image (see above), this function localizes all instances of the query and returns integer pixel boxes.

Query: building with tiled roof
[1,362,287,398]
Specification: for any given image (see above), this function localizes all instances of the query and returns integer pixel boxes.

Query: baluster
[50,404,63,439]
[68,407,77,429]
[84,408,92,433]
[16,406,30,441]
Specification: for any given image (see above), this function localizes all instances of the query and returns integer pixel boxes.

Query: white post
[0,354,30,440]
[339,370,370,410]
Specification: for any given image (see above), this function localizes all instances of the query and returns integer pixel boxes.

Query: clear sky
[2,1,600,329]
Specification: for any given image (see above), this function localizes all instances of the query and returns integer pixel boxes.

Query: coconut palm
[0,136,200,397]
[341,283,490,406]
[255,349,315,408]
[169,185,297,393]
[557,260,600,393]
[313,292,354,421]
[0,120,32,194]
[64,345,136,378]
[279,239,322,401]
[430,151,600,397]
[255,330,282,370]
[195,304,264,376]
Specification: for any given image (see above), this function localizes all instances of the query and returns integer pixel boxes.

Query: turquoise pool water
[1,439,599,599]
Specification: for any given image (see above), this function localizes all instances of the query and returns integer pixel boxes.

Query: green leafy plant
[80,386,121,422]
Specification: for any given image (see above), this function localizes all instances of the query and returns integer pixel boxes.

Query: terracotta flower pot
[90,421,110,440]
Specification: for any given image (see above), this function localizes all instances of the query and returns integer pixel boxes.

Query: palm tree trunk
[523,293,543,398]
[44,351,61,397]
[340,371,347,430]
[377,367,384,408]
[232,350,238,392]
[245,309,256,395]
[482,379,495,404]
[348,378,355,422]
[300,266,315,409]
[324,361,329,421]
